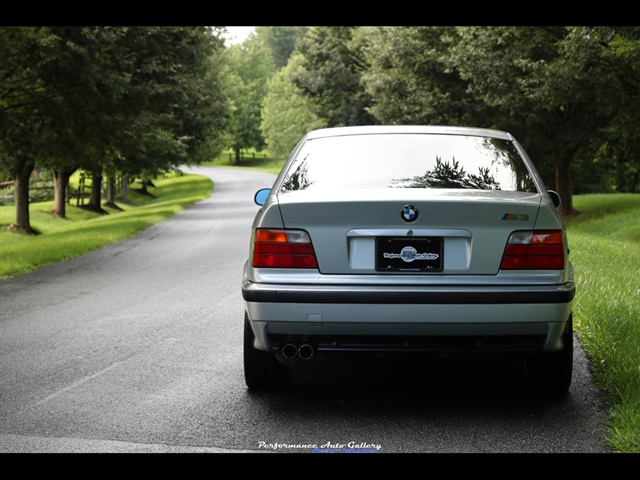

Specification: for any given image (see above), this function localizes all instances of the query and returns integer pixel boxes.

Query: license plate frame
[375,236,443,272]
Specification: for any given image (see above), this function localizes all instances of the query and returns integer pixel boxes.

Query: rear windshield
[280,133,536,193]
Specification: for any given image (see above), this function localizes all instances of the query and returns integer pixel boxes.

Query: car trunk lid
[275,188,543,275]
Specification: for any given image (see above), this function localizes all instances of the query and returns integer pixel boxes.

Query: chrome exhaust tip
[298,344,315,360]
[282,344,298,360]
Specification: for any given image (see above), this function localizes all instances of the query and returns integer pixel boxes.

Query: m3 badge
[500,213,530,221]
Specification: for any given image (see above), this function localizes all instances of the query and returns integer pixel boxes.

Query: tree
[87,27,228,211]
[255,26,307,69]
[560,27,640,193]
[360,26,486,126]
[261,53,326,160]
[40,26,126,216]
[292,26,377,127]
[448,26,620,216]
[223,36,275,163]
[0,27,59,233]
[357,26,640,212]
[1,26,229,226]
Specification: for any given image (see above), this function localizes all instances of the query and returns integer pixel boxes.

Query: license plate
[375,236,443,272]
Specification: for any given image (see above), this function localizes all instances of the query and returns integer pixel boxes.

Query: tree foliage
[1,27,65,231]
[292,26,376,127]
[261,53,326,160]
[0,26,227,230]
[223,37,275,163]
[449,26,639,213]
[563,26,640,194]
[360,26,483,126]
[255,26,307,69]
[347,26,639,215]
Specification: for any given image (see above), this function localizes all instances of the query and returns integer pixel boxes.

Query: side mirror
[254,188,271,206]
[548,190,561,209]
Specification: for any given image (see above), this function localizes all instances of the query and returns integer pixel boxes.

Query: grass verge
[206,149,285,174]
[0,172,213,279]
[203,184,637,451]
[566,193,640,453]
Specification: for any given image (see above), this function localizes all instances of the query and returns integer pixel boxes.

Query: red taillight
[500,231,566,270]
[252,229,318,269]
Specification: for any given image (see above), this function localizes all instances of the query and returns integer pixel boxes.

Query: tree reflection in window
[281,154,312,192]
[278,134,536,193]
[391,157,502,190]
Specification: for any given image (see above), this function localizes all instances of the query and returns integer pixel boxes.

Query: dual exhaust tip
[282,343,315,361]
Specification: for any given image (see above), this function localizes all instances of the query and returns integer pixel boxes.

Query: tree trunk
[138,179,155,197]
[12,158,36,234]
[106,176,116,205]
[554,154,575,217]
[86,168,107,214]
[52,168,75,218]
[617,148,639,193]
[103,175,123,210]
[120,175,129,202]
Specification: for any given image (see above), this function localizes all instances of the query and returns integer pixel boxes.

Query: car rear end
[242,126,575,393]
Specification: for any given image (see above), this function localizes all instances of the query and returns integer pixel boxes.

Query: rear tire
[243,313,290,390]
[526,315,573,396]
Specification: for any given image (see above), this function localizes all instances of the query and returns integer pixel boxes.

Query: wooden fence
[0,179,55,204]
[217,151,273,164]
[0,174,123,206]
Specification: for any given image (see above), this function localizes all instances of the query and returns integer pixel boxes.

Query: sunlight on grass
[0,173,212,279]
[205,150,285,174]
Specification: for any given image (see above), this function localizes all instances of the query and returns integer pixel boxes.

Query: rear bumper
[242,281,575,354]
[242,281,575,304]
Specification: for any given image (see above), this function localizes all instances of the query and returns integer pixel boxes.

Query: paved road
[0,166,611,454]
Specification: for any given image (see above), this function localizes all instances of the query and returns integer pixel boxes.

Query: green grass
[566,193,640,453]
[206,149,285,174]
[1,169,638,452]
[0,172,213,279]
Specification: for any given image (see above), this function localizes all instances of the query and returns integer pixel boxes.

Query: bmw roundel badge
[401,205,418,223]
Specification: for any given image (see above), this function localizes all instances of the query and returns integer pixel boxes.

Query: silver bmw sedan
[242,125,575,395]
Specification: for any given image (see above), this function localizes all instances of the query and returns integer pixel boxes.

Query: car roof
[305,125,514,141]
